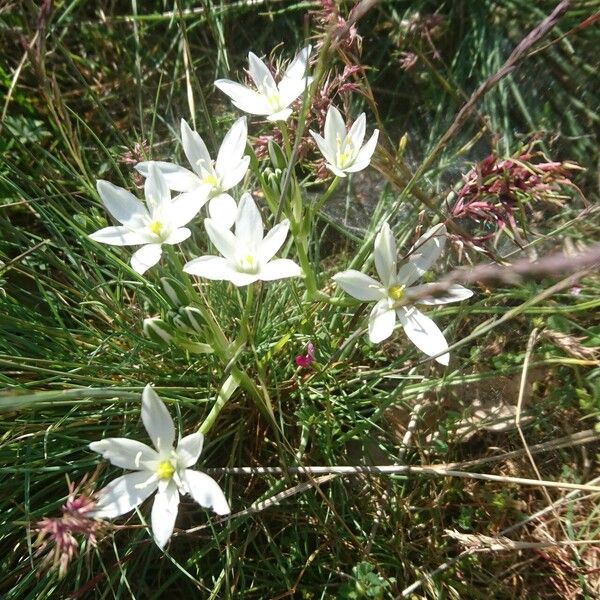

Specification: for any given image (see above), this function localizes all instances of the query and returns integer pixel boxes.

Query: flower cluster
[75,42,476,556]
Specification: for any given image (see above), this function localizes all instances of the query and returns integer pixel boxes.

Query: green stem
[313,176,340,214]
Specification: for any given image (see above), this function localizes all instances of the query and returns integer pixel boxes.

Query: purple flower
[295,342,315,368]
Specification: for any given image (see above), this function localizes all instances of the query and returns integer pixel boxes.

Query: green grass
[1,0,599,597]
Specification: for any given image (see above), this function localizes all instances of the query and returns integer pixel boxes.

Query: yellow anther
[389,285,405,301]
[240,254,259,274]
[156,460,175,480]
[203,173,219,187]
[149,220,163,236]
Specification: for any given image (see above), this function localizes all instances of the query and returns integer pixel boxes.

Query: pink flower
[295,342,315,368]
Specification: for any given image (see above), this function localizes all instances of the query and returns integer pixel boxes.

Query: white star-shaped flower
[333,223,473,365]
[310,105,379,177]
[183,192,302,286]
[136,117,249,229]
[89,385,230,549]
[89,163,203,274]
[215,46,312,122]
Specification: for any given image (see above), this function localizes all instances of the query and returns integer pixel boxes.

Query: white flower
[215,46,312,122]
[89,385,230,549]
[136,118,249,229]
[183,192,302,286]
[333,223,473,365]
[310,105,379,177]
[89,163,203,274]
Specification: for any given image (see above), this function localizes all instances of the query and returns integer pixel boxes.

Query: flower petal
[89,438,158,470]
[180,119,212,178]
[176,432,204,468]
[96,180,148,225]
[259,219,289,262]
[184,255,232,279]
[277,76,311,110]
[266,108,293,122]
[183,469,230,515]
[343,129,379,173]
[215,117,248,178]
[142,384,176,455]
[397,224,447,286]
[332,270,384,301]
[310,131,335,166]
[151,481,180,549]
[204,219,238,260]
[282,45,312,81]
[145,163,171,212]
[89,226,153,246]
[396,306,449,365]
[136,161,200,193]
[130,243,162,274]
[260,258,302,281]
[208,193,238,229]
[368,298,396,343]
[374,222,397,287]
[165,227,191,245]
[247,52,278,93]
[324,105,346,156]
[235,193,263,248]
[347,113,366,156]
[218,156,250,192]
[214,79,271,115]
[407,283,473,305]
[170,190,209,227]
[89,471,158,519]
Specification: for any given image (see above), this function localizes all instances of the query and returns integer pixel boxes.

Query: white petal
[89,438,158,470]
[343,130,379,173]
[324,105,346,152]
[397,224,447,286]
[89,226,153,246]
[184,256,257,286]
[218,156,250,191]
[368,299,396,343]
[325,163,348,178]
[142,384,176,455]
[247,52,278,93]
[347,113,366,155]
[235,193,263,247]
[151,481,180,549]
[170,191,208,227]
[183,469,230,515]
[176,432,204,468]
[214,79,271,115]
[145,163,171,213]
[277,76,310,110]
[130,244,162,274]
[208,193,238,229]
[205,219,239,260]
[332,270,384,301]
[396,306,449,365]
[260,258,302,281]
[407,283,473,305]
[180,119,212,178]
[136,161,200,193]
[310,131,335,166]
[266,108,293,122]
[89,471,158,519]
[374,222,397,287]
[215,117,248,178]
[259,219,289,262]
[96,180,148,225]
[282,45,312,81]
[165,228,191,245]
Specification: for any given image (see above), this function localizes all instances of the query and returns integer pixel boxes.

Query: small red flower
[295,342,315,368]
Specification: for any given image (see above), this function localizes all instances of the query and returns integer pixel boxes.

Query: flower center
[149,220,163,236]
[156,460,175,480]
[239,254,260,274]
[202,173,219,187]
[266,91,282,111]
[388,285,405,301]
[336,136,354,169]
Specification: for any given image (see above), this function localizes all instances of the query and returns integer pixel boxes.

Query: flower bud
[143,317,174,344]
[178,306,204,333]
[160,277,189,307]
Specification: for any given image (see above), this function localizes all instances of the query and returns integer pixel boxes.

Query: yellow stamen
[149,220,163,236]
[389,285,405,301]
[156,460,175,480]
[203,173,219,187]
[240,254,259,274]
